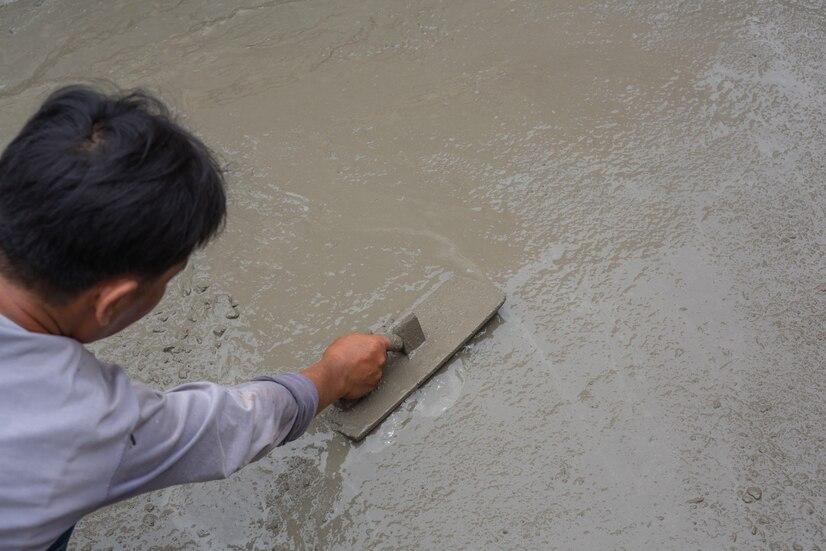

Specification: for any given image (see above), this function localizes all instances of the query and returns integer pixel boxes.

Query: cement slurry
[0,0,824,549]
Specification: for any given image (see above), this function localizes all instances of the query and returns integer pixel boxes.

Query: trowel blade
[328,275,505,441]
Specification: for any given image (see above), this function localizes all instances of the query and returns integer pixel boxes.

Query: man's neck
[0,276,66,335]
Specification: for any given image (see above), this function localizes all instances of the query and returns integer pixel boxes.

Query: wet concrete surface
[1,0,824,549]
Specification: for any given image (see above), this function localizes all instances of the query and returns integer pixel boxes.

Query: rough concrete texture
[0,0,824,549]
[330,276,505,440]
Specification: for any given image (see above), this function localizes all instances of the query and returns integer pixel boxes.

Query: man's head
[0,85,226,341]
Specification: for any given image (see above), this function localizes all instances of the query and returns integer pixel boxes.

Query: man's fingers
[376,334,392,348]
[376,333,404,353]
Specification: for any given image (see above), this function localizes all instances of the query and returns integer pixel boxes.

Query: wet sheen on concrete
[0,0,824,549]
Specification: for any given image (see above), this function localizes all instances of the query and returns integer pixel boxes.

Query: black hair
[0,85,226,302]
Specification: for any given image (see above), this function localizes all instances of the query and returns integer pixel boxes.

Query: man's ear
[94,278,140,327]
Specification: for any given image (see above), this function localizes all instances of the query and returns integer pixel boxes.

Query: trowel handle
[381,333,404,353]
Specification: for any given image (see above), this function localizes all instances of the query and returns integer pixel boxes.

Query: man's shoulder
[0,321,142,551]
[0,318,140,434]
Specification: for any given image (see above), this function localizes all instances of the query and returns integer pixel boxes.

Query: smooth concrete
[0,0,824,549]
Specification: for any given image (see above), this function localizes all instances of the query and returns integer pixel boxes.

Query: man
[0,85,390,550]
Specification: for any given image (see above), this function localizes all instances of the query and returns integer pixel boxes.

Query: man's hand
[301,333,391,412]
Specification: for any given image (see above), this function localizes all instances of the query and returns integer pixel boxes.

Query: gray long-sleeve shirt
[0,314,319,550]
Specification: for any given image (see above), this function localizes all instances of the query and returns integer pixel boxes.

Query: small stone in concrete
[687,496,704,504]
[746,486,762,501]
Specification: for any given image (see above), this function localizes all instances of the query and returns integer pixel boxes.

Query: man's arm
[106,333,390,502]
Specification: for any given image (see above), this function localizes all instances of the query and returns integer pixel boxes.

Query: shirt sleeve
[106,373,318,502]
